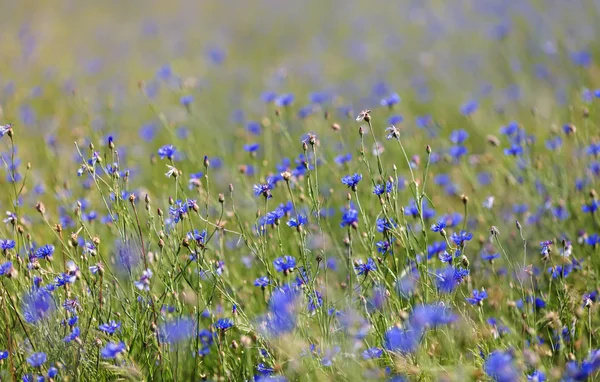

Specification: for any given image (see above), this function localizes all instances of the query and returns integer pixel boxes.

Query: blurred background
[0,0,599,197]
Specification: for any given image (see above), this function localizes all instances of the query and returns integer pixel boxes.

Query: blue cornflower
[63,327,80,343]
[253,182,274,199]
[22,288,55,324]
[376,240,391,254]
[545,136,562,151]
[438,251,452,264]
[26,352,47,367]
[244,143,260,153]
[410,304,456,330]
[504,144,523,156]
[0,261,12,276]
[427,241,447,259]
[214,318,234,331]
[99,320,121,335]
[0,351,8,360]
[527,370,546,381]
[134,269,153,291]
[287,215,308,228]
[449,129,469,144]
[484,350,520,382]
[335,153,352,166]
[340,207,359,228]
[466,289,488,305]
[481,252,500,262]
[460,100,478,116]
[355,258,377,275]
[586,234,600,247]
[257,363,274,376]
[180,95,194,107]
[384,327,420,354]
[430,220,446,233]
[100,342,126,359]
[341,173,362,190]
[373,182,393,196]
[187,229,207,245]
[157,145,177,160]
[548,265,572,279]
[265,208,285,225]
[448,145,468,160]
[48,367,58,379]
[380,93,401,108]
[435,266,458,293]
[159,318,195,344]
[451,231,473,246]
[375,217,393,233]
[582,200,600,213]
[273,256,296,273]
[583,291,598,307]
[34,244,55,260]
[254,276,269,288]
[362,347,383,360]
[0,124,12,138]
[0,239,15,251]
[275,93,294,107]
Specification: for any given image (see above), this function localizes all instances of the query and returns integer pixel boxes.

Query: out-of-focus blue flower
[384,327,421,354]
[362,347,383,360]
[100,341,126,359]
[159,318,195,344]
[26,352,47,367]
[22,288,55,324]
[484,350,520,382]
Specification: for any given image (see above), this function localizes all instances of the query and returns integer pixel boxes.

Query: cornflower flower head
[354,258,377,276]
[26,352,47,367]
[214,318,234,331]
[159,318,195,344]
[0,123,12,138]
[134,269,153,291]
[253,181,274,199]
[341,173,362,191]
[409,304,456,330]
[254,276,269,288]
[385,125,400,139]
[265,208,285,225]
[384,327,421,354]
[287,215,308,228]
[466,289,488,305]
[376,217,397,233]
[0,261,12,276]
[362,347,383,360]
[274,256,296,273]
[484,350,520,382]
[63,327,80,343]
[34,244,55,260]
[451,230,473,246]
[99,320,121,335]
[22,288,55,324]
[340,207,359,228]
[0,239,15,251]
[430,220,446,233]
[373,181,393,196]
[157,144,177,160]
[101,341,126,359]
